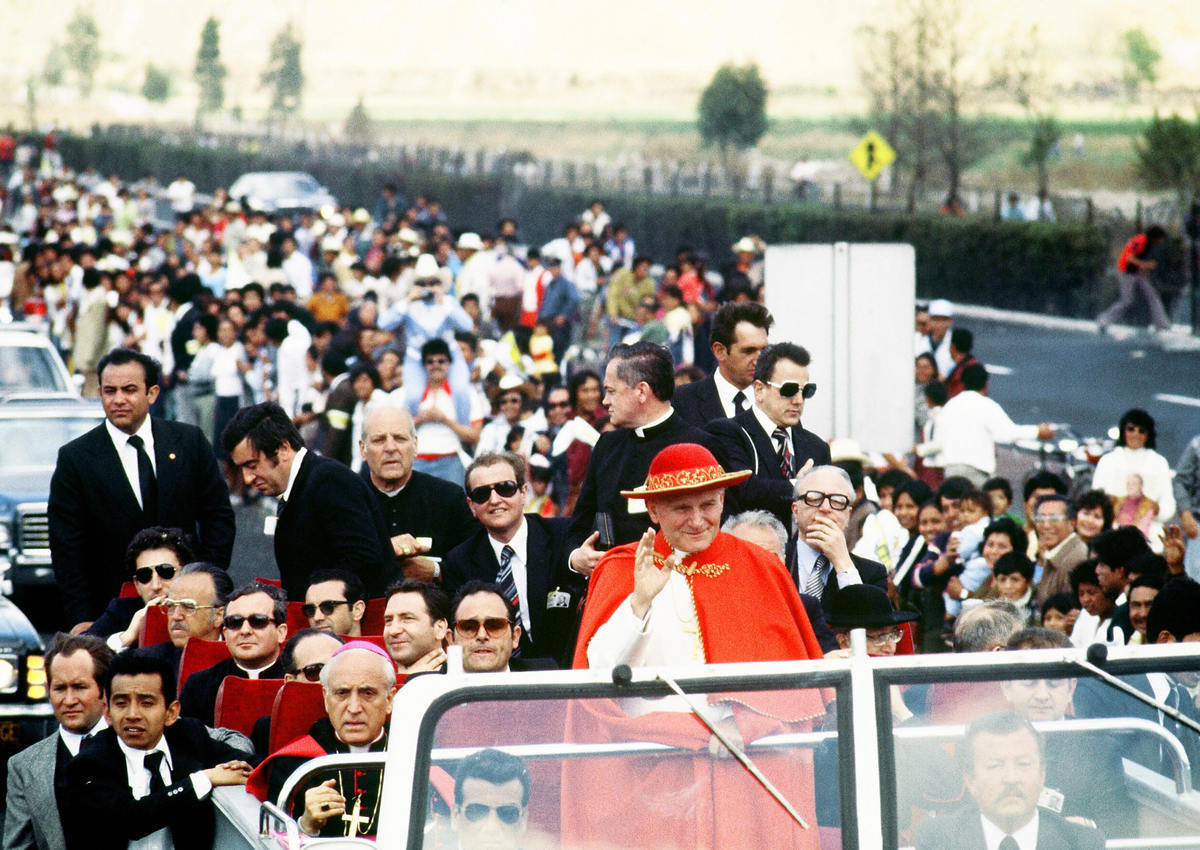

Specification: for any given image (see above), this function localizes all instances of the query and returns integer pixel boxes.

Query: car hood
[0,467,53,505]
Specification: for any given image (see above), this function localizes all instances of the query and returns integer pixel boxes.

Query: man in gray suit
[4,633,114,850]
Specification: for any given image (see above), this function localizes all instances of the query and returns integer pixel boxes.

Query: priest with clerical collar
[567,443,827,849]
[250,641,395,838]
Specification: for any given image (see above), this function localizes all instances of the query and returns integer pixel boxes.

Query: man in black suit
[451,581,556,673]
[914,712,1104,850]
[64,650,254,850]
[707,342,830,531]
[49,348,235,630]
[785,465,888,613]
[443,451,582,667]
[673,301,772,428]
[223,401,395,599]
[567,342,709,577]
[179,583,288,727]
[5,634,113,850]
[359,401,479,583]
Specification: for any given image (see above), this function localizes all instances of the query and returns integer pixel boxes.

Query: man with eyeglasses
[86,526,195,650]
[133,562,234,679]
[224,401,394,600]
[452,749,531,850]
[303,569,366,637]
[179,583,288,727]
[409,338,486,485]
[443,452,581,667]
[785,465,889,614]
[249,642,395,837]
[1032,494,1088,606]
[707,342,830,532]
[451,581,556,673]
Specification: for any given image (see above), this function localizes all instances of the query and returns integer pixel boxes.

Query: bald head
[361,403,418,490]
[320,646,397,746]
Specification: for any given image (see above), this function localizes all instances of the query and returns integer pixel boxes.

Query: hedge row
[58,130,1116,318]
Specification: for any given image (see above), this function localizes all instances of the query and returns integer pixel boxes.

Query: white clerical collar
[60,716,108,756]
[344,728,386,754]
[282,446,308,502]
[980,810,1038,850]
[235,657,277,679]
[633,408,673,438]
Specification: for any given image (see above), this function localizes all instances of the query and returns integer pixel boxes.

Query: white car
[227,171,337,215]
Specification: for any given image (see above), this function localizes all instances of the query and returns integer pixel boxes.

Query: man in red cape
[564,443,827,849]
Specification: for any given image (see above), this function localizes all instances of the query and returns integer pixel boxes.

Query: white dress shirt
[281,446,308,504]
[106,417,156,510]
[60,716,108,756]
[711,369,746,419]
[917,390,1040,476]
[752,404,790,465]
[116,735,213,850]
[486,518,532,636]
[979,810,1038,850]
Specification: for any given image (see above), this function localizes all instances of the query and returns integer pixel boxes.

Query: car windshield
[0,415,99,467]
[0,344,70,394]
[246,174,318,196]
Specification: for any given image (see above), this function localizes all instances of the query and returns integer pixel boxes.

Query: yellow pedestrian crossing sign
[849,131,896,181]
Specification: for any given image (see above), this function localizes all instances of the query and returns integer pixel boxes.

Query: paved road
[966,318,1200,467]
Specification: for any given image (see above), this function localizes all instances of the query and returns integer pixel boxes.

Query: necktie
[998,836,1019,850]
[773,427,793,478]
[496,545,521,610]
[805,554,828,598]
[143,750,167,794]
[276,496,287,516]
[127,434,157,521]
[733,390,747,415]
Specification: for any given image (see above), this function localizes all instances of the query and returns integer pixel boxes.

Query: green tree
[344,96,373,144]
[42,44,66,87]
[1021,116,1061,198]
[141,64,172,102]
[1121,28,1161,99]
[260,22,304,120]
[697,63,768,171]
[992,24,1060,196]
[1135,113,1200,208]
[194,16,227,116]
[64,7,101,96]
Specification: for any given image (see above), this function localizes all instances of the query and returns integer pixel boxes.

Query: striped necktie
[805,554,829,598]
[496,545,520,609]
[773,427,793,478]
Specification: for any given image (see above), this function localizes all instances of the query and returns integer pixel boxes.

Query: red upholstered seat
[284,601,309,637]
[214,677,286,738]
[177,637,231,693]
[268,680,327,754]
[138,604,170,647]
[896,621,916,656]
[361,598,386,634]
[255,577,283,588]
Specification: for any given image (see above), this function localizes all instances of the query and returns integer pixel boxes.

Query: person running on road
[1096,225,1170,333]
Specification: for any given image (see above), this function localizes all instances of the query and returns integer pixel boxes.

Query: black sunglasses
[301,600,348,619]
[454,617,513,637]
[764,380,817,399]
[223,614,277,631]
[462,803,523,825]
[134,563,177,584]
[467,480,520,504]
[290,662,324,682]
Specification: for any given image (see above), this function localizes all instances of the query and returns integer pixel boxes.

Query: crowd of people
[1,152,1199,850]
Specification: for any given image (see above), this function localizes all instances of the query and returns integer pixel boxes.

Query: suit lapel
[35,734,68,847]
[278,452,315,527]
[85,424,142,516]
[737,409,783,481]
[701,377,725,421]
[523,519,551,638]
[474,533,500,581]
[150,418,179,516]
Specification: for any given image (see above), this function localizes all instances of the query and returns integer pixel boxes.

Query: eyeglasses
[301,600,348,619]
[467,480,521,504]
[797,491,851,511]
[454,617,513,637]
[547,400,572,409]
[134,564,177,584]
[462,802,523,825]
[290,662,324,682]
[223,614,278,631]
[764,380,817,400]
[1034,514,1068,524]
[164,598,216,615]
[500,396,522,405]
[867,628,904,647]
[424,356,450,366]
[1124,424,1147,433]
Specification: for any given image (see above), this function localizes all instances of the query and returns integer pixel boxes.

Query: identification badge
[1038,786,1065,814]
[547,588,571,609]
[627,498,647,515]
[263,515,277,536]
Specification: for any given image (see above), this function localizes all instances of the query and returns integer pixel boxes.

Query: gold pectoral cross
[342,795,370,838]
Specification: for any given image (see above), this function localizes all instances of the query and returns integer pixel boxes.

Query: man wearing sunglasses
[409,337,486,486]
[223,401,394,600]
[303,569,367,637]
[179,583,288,727]
[452,749,531,850]
[443,452,581,667]
[86,526,196,650]
[50,348,235,631]
[707,342,830,533]
[450,581,556,673]
[785,465,889,614]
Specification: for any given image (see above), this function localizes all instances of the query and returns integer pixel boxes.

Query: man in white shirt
[914,712,1104,850]
[63,650,252,850]
[917,363,1054,487]
[280,236,315,300]
[4,634,113,850]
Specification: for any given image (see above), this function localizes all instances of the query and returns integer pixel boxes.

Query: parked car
[227,171,337,215]
[0,593,54,805]
[0,325,78,400]
[0,398,104,593]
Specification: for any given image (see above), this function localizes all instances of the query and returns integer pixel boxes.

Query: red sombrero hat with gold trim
[620,443,751,498]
